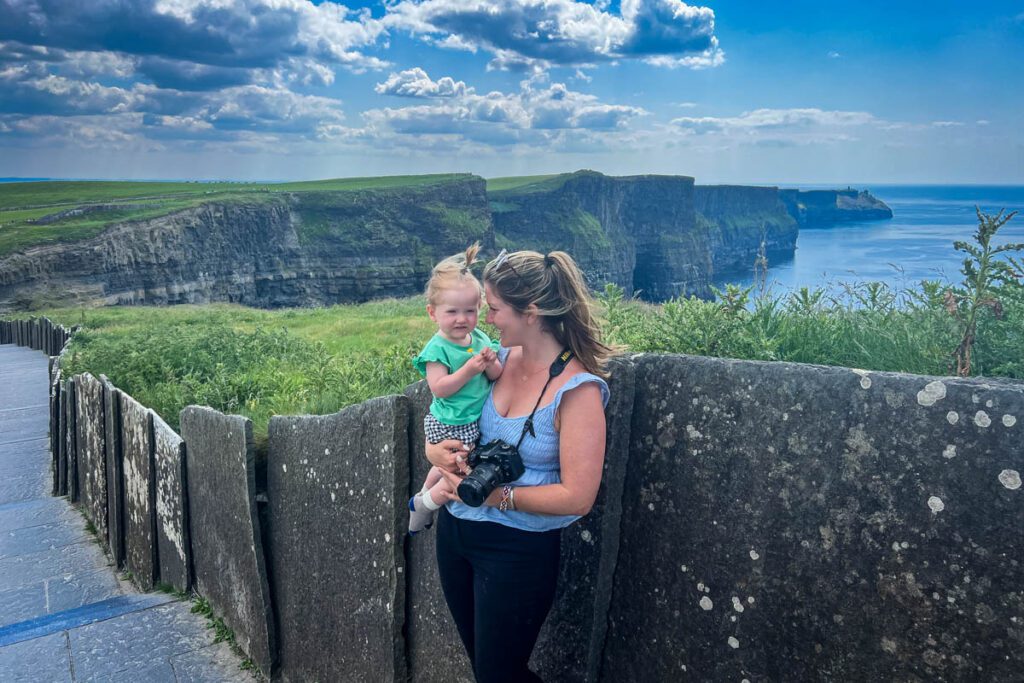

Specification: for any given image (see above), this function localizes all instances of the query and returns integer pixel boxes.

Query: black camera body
[457,439,526,507]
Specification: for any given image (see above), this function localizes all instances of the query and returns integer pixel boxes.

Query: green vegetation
[0,174,473,257]
[191,595,259,675]
[486,173,574,194]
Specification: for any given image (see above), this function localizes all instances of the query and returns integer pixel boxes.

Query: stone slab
[403,380,475,683]
[65,377,78,503]
[101,377,125,568]
[0,631,73,683]
[602,355,1024,682]
[266,395,410,683]
[0,569,124,628]
[0,468,51,505]
[57,381,68,496]
[50,365,61,496]
[121,394,157,590]
[74,374,108,543]
[180,405,275,676]
[153,413,191,592]
[530,357,636,683]
[171,643,256,682]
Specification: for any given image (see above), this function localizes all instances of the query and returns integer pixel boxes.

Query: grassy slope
[0,174,473,257]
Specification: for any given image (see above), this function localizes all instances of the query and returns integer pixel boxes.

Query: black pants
[436,507,561,683]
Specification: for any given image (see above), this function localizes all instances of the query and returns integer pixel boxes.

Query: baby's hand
[464,352,489,375]
[478,347,497,364]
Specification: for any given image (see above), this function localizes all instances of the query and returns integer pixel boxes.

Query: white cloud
[375,68,472,98]
[384,0,721,71]
[828,50,841,59]
[671,107,879,145]
[931,120,964,127]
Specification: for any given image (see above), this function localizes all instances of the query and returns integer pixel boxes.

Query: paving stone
[403,380,474,683]
[0,542,113,592]
[602,355,1024,683]
[74,374,108,544]
[0,581,46,627]
[180,406,275,676]
[101,377,125,568]
[121,394,157,590]
[153,413,190,593]
[171,643,256,683]
[0,468,51,505]
[0,631,72,682]
[0,498,79,533]
[267,395,410,683]
[0,521,92,559]
[44,568,126,615]
[68,601,219,683]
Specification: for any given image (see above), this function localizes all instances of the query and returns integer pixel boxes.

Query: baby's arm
[425,355,488,398]
[482,347,503,381]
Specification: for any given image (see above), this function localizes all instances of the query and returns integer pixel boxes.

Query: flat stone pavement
[0,344,255,683]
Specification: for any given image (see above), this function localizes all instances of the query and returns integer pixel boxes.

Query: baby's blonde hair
[425,243,484,305]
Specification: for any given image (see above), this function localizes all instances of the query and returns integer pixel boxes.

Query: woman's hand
[425,438,472,474]
[436,468,467,503]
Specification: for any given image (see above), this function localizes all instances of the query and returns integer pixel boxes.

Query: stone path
[0,344,255,682]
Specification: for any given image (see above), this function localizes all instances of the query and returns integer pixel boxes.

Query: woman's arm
[425,357,487,398]
[506,382,605,516]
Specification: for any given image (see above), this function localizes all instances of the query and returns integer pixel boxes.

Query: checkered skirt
[424,412,480,448]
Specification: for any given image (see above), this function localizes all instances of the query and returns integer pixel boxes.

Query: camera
[457,439,525,507]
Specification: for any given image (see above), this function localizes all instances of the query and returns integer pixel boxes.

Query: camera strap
[515,348,574,450]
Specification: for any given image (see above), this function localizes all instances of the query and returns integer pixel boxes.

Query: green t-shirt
[413,328,499,425]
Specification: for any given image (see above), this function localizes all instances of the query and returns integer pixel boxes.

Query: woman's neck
[518,333,564,371]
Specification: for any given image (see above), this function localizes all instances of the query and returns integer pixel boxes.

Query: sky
[0,0,1021,184]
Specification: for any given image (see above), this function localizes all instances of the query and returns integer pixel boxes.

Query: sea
[710,185,1024,297]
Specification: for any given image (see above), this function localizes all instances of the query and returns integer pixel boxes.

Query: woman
[425,249,614,683]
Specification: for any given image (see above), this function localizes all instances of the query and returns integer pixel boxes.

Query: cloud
[0,0,389,87]
[931,120,964,127]
[375,68,472,98]
[384,0,722,71]
[828,50,841,59]
[671,107,878,144]
[360,76,645,150]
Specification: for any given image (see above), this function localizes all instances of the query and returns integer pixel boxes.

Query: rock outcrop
[780,188,893,226]
[491,171,710,300]
[0,177,493,308]
[0,173,892,309]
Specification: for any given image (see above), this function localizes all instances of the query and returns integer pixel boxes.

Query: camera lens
[458,462,501,507]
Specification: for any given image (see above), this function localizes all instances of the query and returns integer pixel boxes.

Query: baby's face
[428,283,481,344]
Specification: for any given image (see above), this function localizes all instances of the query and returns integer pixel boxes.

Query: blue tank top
[447,348,610,532]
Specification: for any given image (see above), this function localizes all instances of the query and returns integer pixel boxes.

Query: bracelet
[499,485,512,512]
[509,486,516,511]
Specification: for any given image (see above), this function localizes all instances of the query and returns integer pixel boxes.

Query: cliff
[490,171,710,300]
[0,177,493,309]
[779,188,893,226]
[0,174,892,310]
[693,185,799,279]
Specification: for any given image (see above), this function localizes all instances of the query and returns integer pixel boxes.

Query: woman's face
[484,283,526,346]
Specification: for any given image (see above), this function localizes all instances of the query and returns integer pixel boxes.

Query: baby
[409,244,503,534]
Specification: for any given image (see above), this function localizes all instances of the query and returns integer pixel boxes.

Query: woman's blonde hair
[425,243,484,305]
[483,250,615,378]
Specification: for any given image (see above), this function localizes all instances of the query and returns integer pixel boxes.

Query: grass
[486,173,572,193]
[191,595,260,676]
[0,174,474,257]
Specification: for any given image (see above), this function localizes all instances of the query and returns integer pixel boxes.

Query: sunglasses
[490,249,522,279]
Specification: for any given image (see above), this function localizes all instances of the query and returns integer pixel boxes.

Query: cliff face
[0,178,494,309]
[490,172,710,300]
[693,185,799,278]
[780,189,893,226]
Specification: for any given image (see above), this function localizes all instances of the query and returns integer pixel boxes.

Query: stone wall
[5,315,1022,681]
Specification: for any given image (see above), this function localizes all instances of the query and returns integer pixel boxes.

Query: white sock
[422,491,442,511]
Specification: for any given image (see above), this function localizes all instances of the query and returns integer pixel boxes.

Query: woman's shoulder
[553,362,609,409]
